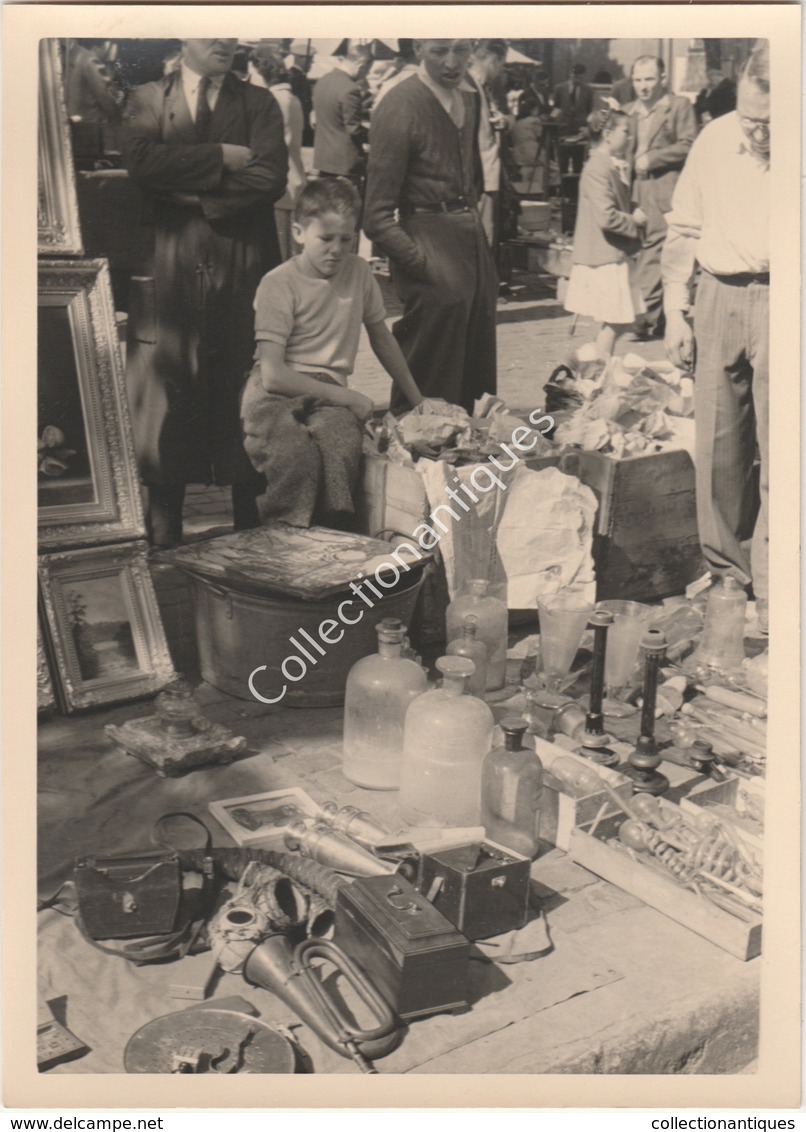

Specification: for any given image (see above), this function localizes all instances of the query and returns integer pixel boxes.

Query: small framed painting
[209,787,322,847]
[37,541,174,712]
[38,259,145,550]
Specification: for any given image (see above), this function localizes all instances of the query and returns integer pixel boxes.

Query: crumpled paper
[417,459,597,607]
[548,352,695,458]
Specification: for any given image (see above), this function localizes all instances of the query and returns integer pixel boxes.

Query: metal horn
[243,934,400,1072]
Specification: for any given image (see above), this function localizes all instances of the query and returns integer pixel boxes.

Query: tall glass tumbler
[596,599,654,717]
[536,595,594,708]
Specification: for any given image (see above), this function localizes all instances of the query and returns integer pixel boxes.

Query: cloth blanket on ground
[240,369,363,528]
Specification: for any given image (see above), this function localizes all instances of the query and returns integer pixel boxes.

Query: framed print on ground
[38,258,145,549]
[37,541,174,712]
[208,787,323,847]
[38,38,83,256]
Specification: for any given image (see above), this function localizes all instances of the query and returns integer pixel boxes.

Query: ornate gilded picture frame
[38,541,175,712]
[37,623,58,714]
[38,258,145,549]
[38,38,83,256]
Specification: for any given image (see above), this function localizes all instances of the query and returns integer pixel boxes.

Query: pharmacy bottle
[343,619,428,790]
[446,614,488,697]
[446,579,508,691]
[399,656,494,828]
[692,577,748,672]
[481,717,544,858]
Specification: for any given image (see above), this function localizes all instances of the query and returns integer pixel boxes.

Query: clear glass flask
[342,618,428,790]
[692,577,748,672]
[481,717,544,858]
[446,614,488,697]
[446,579,508,691]
[399,656,495,828]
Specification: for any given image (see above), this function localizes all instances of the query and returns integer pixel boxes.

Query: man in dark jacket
[553,64,594,137]
[363,38,497,413]
[624,55,697,337]
[124,37,288,547]
[312,41,371,179]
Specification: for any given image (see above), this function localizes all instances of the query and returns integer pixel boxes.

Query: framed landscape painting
[37,541,174,711]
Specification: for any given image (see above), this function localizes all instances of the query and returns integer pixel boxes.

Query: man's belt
[708,270,770,286]
[400,198,473,217]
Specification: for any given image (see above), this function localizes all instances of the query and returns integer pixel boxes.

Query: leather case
[73,851,182,940]
[334,874,470,1020]
[418,841,531,941]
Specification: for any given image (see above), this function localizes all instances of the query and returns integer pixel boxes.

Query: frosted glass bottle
[481,718,544,858]
[342,618,428,790]
[446,579,508,692]
[446,614,488,697]
[399,656,495,828]
[692,577,748,672]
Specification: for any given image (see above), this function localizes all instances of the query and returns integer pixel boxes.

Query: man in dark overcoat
[363,38,497,413]
[124,38,288,547]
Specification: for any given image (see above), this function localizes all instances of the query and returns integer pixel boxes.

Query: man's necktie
[196,76,213,141]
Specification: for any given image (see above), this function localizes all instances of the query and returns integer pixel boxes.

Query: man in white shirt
[662,42,770,629]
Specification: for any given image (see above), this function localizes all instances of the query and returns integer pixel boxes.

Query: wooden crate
[679,775,765,855]
[568,811,762,961]
[559,448,703,602]
[532,736,634,852]
[356,453,428,541]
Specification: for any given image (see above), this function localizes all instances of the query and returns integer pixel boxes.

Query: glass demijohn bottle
[446,614,488,697]
[481,717,544,858]
[445,578,508,692]
[342,619,428,790]
[399,656,495,828]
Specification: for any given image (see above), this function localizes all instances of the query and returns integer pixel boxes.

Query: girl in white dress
[564,112,647,357]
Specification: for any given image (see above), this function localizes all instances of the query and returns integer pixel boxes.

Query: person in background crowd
[123,38,288,547]
[624,55,697,339]
[467,39,508,249]
[564,110,647,357]
[312,40,371,182]
[553,63,594,137]
[510,99,546,191]
[519,64,553,121]
[65,39,123,123]
[611,73,636,105]
[694,67,737,125]
[283,49,314,147]
[662,42,770,633]
[505,88,523,125]
[364,38,498,412]
[367,56,397,101]
[374,39,419,106]
[250,47,306,261]
[593,70,613,85]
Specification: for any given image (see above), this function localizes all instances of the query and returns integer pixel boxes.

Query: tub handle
[203,580,234,620]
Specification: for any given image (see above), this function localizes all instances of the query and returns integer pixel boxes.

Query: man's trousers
[693,270,769,602]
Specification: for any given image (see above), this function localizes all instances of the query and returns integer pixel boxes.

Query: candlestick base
[578,731,619,767]
[623,766,670,796]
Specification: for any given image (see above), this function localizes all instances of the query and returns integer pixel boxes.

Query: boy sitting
[241,177,423,528]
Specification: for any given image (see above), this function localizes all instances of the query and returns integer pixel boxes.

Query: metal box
[334,874,470,1020]
[418,841,531,941]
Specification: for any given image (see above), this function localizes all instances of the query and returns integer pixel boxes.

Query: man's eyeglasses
[739,117,771,137]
